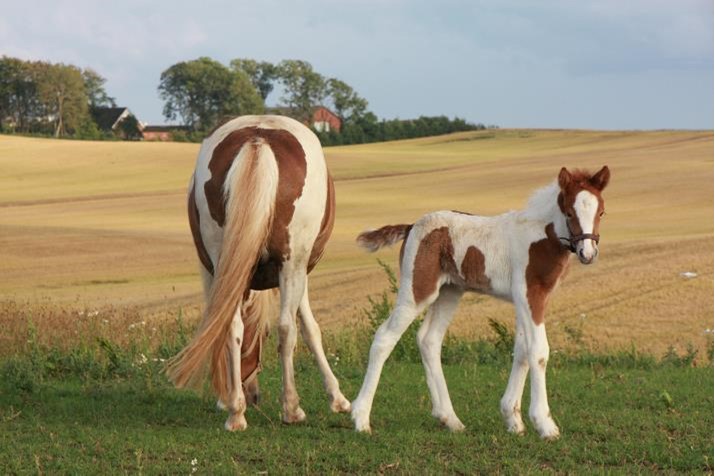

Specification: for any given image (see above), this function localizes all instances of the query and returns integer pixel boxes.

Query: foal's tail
[357,224,413,252]
[167,138,279,404]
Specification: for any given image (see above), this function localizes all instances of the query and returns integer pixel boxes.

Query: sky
[1,0,712,129]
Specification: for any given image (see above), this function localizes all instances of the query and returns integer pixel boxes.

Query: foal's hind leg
[298,280,351,413]
[352,290,435,433]
[278,265,308,424]
[417,285,464,431]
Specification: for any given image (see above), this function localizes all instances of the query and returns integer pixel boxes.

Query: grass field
[0,129,712,357]
[1,347,712,473]
[0,129,712,473]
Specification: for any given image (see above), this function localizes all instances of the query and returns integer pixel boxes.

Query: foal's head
[557,166,610,264]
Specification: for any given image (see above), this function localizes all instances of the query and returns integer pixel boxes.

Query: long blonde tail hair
[167,138,278,403]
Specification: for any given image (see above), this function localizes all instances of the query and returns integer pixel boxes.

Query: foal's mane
[520,180,560,222]
[520,169,598,222]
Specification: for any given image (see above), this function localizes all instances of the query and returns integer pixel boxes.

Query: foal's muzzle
[561,233,600,264]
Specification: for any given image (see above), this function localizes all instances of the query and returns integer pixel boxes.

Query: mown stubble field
[0,129,712,357]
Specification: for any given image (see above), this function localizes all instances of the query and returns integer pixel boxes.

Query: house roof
[91,107,130,131]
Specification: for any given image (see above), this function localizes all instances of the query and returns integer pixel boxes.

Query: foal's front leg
[507,292,559,439]
[500,318,528,435]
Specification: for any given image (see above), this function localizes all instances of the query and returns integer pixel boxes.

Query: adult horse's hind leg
[278,265,308,424]
[224,306,248,431]
[416,285,464,431]
[297,280,351,413]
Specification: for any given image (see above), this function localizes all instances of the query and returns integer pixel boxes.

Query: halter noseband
[559,233,600,253]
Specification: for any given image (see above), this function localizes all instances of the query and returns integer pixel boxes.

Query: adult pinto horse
[351,166,610,439]
[168,115,350,431]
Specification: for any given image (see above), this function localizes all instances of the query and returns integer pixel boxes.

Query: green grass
[1,356,711,474]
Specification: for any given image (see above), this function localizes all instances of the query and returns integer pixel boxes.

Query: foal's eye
[599,211,605,218]
[566,212,574,219]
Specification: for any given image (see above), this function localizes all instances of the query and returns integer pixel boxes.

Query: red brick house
[311,106,342,133]
[266,106,342,133]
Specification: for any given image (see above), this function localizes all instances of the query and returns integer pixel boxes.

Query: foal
[351,166,610,439]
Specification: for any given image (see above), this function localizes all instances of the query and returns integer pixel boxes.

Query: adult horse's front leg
[278,266,307,424]
[298,280,351,413]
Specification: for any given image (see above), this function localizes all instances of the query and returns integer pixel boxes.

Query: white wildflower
[680,271,697,279]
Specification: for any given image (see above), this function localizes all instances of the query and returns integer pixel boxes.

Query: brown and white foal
[168,115,350,431]
[351,166,610,439]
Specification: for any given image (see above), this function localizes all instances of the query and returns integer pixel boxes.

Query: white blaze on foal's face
[573,190,599,263]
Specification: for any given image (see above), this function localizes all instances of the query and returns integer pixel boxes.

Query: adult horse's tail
[357,224,413,252]
[167,138,279,404]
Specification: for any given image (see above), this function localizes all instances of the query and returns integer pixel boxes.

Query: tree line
[0,54,488,143]
[0,56,115,138]
[159,57,485,144]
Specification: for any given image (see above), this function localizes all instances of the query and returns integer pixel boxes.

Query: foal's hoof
[532,415,560,440]
[440,415,466,432]
[330,394,352,413]
[224,413,248,432]
[351,404,372,433]
[282,407,307,424]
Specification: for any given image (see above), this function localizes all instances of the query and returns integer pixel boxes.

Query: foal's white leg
[500,319,528,435]
[297,280,351,413]
[417,285,464,431]
[278,266,307,424]
[224,307,248,431]
[352,292,428,433]
[512,294,559,439]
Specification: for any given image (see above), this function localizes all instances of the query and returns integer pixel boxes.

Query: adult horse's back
[168,115,350,430]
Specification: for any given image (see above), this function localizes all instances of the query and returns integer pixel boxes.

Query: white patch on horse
[573,190,599,263]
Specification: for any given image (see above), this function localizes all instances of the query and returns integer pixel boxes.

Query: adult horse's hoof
[224,413,248,431]
[330,393,352,413]
[282,406,307,424]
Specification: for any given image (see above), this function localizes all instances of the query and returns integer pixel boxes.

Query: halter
[559,220,600,254]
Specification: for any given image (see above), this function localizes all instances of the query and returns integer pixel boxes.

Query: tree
[35,62,89,137]
[326,78,368,123]
[230,59,277,101]
[275,60,326,122]
[158,57,263,131]
[82,68,115,108]
[0,56,41,132]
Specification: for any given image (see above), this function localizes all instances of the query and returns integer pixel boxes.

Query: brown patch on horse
[412,227,458,304]
[525,223,570,325]
[308,172,336,273]
[204,127,307,290]
[460,245,491,291]
[187,181,214,275]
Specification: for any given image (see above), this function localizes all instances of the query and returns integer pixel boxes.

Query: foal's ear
[590,165,610,191]
[558,167,572,190]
